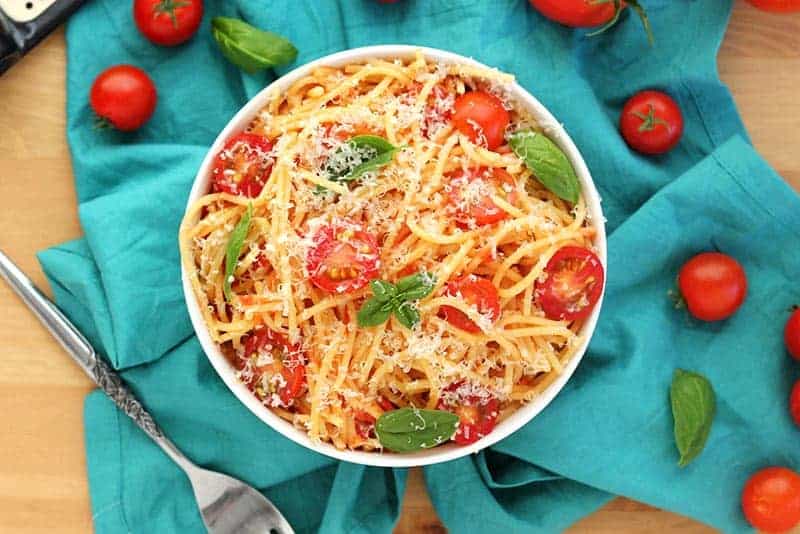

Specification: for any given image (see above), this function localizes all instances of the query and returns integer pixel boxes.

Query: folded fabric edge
[709,136,800,237]
[82,391,131,533]
[36,239,120,365]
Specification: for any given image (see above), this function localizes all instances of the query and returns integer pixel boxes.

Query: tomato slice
[446,167,517,227]
[238,327,306,407]
[377,395,396,411]
[306,220,380,293]
[439,275,501,333]
[212,133,274,198]
[437,382,500,445]
[451,91,510,150]
[354,410,377,439]
[536,246,604,321]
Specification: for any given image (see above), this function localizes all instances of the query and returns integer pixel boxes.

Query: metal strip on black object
[0,0,86,75]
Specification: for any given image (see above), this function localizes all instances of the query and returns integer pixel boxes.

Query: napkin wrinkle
[476,450,564,488]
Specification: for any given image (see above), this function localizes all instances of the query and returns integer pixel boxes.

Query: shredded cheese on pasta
[179,52,597,451]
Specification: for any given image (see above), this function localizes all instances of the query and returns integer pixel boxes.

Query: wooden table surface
[1,2,798,532]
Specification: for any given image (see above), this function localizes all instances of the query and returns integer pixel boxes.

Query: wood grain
[0,2,798,532]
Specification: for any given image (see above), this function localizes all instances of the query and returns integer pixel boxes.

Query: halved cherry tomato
[133,0,204,47]
[437,382,500,445]
[446,167,517,228]
[212,133,274,197]
[678,252,747,322]
[377,396,396,411]
[306,221,380,294]
[451,91,510,150]
[90,65,157,131]
[785,308,800,361]
[742,467,800,533]
[747,0,800,12]
[417,83,455,140]
[536,246,604,321]
[239,327,306,407]
[790,380,800,428]
[440,275,501,333]
[354,410,376,439]
[620,90,684,155]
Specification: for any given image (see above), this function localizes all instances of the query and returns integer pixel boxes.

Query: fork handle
[0,250,193,471]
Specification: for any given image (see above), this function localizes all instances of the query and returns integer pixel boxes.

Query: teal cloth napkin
[37,0,800,532]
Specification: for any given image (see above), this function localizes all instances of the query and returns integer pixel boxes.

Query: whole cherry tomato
[529,0,624,27]
[747,0,800,12]
[528,0,652,42]
[790,380,800,428]
[90,65,157,131]
[134,0,204,46]
[620,90,684,155]
[742,467,800,533]
[785,308,800,360]
[677,252,747,322]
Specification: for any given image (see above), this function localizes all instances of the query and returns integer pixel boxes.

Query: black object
[0,0,86,74]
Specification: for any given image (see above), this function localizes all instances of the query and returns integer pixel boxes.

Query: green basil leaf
[509,129,581,204]
[376,407,459,453]
[211,17,298,74]
[223,204,253,301]
[393,302,420,329]
[357,297,394,327]
[370,280,397,303]
[670,369,716,467]
[325,135,400,185]
[395,272,437,301]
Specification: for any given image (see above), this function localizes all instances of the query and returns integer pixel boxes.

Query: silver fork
[0,250,294,534]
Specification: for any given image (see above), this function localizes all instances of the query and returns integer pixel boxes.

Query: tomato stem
[586,0,654,46]
[93,115,112,130]
[631,104,669,132]
[155,0,189,29]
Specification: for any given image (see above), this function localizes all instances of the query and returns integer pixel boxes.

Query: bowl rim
[180,44,607,468]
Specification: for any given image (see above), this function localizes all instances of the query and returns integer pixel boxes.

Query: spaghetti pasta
[179,52,601,452]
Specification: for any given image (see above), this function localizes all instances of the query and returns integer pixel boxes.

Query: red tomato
[134,0,204,46]
[536,246,604,321]
[89,65,157,132]
[438,382,500,445]
[211,133,275,197]
[620,90,684,155]
[747,0,800,12]
[239,327,306,407]
[785,308,800,361]
[354,410,376,439]
[529,0,624,27]
[742,467,800,533]
[306,221,380,294]
[446,167,517,227]
[678,252,747,322]
[790,380,800,428]
[440,275,501,333]
[377,396,396,411]
[451,91,510,150]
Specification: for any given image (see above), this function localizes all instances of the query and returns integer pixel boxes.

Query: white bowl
[181,45,607,468]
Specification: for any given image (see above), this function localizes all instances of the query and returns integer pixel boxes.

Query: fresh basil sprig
[223,203,253,301]
[319,135,400,192]
[509,129,581,204]
[670,369,716,467]
[211,17,298,73]
[376,407,459,453]
[357,272,436,329]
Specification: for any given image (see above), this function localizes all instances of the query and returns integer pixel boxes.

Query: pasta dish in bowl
[179,45,606,467]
